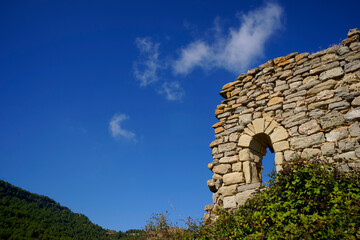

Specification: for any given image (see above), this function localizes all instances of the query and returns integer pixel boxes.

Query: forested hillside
[0,180,143,240]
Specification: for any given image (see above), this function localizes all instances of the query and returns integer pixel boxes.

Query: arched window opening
[249,133,275,187]
[262,148,275,186]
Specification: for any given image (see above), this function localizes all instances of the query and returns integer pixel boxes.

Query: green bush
[145,158,360,239]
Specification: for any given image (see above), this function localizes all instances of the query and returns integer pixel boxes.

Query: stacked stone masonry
[205,28,360,218]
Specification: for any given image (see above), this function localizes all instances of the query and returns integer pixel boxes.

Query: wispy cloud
[173,3,283,74]
[109,114,136,141]
[133,2,283,100]
[133,37,161,87]
[158,81,185,101]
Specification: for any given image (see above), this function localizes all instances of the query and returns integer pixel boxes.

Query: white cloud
[132,3,283,101]
[133,37,161,87]
[159,81,185,101]
[172,3,283,74]
[109,114,136,141]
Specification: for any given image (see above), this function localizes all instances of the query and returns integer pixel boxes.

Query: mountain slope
[0,180,143,240]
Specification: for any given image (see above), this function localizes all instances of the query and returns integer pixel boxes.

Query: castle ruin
[205,28,360,218]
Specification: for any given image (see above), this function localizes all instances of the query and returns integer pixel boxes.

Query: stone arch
[238,117,290,175]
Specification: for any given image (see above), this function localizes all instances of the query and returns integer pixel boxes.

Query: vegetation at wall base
[144,158,360,239]
[0,180,144,240]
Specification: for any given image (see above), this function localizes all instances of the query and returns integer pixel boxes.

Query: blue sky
[0,0,359,231]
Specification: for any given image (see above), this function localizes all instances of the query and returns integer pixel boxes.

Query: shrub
[145,158,360,239]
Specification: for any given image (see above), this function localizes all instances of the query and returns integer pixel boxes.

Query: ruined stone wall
[205,28,360,217]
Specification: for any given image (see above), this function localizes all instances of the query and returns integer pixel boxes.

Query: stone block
[275,152,284,165]
[270,127,289,143]
[320,111,345,129]
[290,132,325,149]
[351,96,360,106]
[345,108,360,121]
[319,67,344,81]
[218,143,237,153]
[238,134,252,147]
[219,155,238,164]
[298,120,321,135]
[325,127,348,141]
[238,114,252,125]
[223,196,237,209]
[237,182,261,192]
[284,150,298,161]
[301,148,322,158]
[321,142,335,155]
[236,189,256,205]
[232,162,242,172]
[243,161,251,184]
[267,97,284,106]
[338,151,356,160]
[307,80,337,95]
[212,164,231,174]
[339,139,358,151]
[264,120,278,135]
[344,60,360,73]
[253,118,265,134]
[238,148,262,162]
[223,172,245,185]
[218,184,238,197]
[273,141,290,152]
[349,122,360,137]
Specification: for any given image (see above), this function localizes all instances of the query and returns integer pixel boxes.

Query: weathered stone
[214,126,224,134]
[293,66,311,76]
[274,84,289,92]
[232,162,242,172]
[299,120,321,135]
[207,179,217,192]
[243,161,251,184]
[303,75,319,84]
[267,97,284,106]
[273,141,290,152]
[238,114,252,125]
[307,80,337,95]
[329,101,350,110]
[309,109,326,119]
[275,152,284,165]
[238,148,262,162]
[321,142,335,155]
[237,182,261,192]
[338,151,356,160]
[316,90,334,100]
[349,122,360,137]
[210,138,223,148]
[301,148,321,158]
[351,96,360,106]
[236,189,256,205]
[219,155,238,164]
[219,184,238,197]
[326,127,348,141]
[337,46,350,56]
[223,172,245,185]
[223,196,237,208]
[290,132,325,149]
[238,134,252,147]
[344,60,360,73]
[284,150,298,161]
[270,127,289,143]
[212,164,231,174]
[318,67,344,81]
[218,143,237,153]
[339,139,358,151]
[280,70,293,79]
[253,118,265,134]
[298,80,320,91]
[345,108,360,121]
[320,111,345,129]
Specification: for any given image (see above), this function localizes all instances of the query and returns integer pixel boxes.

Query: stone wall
[205,28,360,218]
